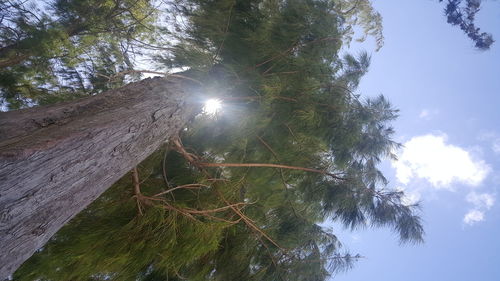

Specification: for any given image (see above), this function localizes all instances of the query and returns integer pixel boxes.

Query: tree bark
[0,76,198,279]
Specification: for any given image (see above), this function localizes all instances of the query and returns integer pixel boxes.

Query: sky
[334,0,500,280]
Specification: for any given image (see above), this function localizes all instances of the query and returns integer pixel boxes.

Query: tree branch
[199,162,346,181]
[131,167,144,216]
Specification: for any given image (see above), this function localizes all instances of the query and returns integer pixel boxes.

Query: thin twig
[102,69,204,85]
[131,167,143,216]
[162,144,172,188]
[212,2,234,64]
[152,183,210,197]
[199,162,346,181]
[215,189,286,252]
[256,136,301,218]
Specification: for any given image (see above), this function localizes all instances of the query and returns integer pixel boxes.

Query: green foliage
[439,0,494,50]
[15,151,230,281]
[0,0,163,109]
[11,1,422,281]
[336,0,384,51]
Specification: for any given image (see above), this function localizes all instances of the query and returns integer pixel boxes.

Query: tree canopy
[3,1,424,280]
[439,0,494,50]
[0,0,162,108]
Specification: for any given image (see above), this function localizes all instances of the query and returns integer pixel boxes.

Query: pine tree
[0,76,198,278]
[0,0,165,109]
[2,0,423,280]
[439,0,494,50]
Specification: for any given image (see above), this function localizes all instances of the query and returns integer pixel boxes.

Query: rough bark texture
[0,77,198,279]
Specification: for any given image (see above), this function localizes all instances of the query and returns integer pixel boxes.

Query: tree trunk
[0,77,198,279]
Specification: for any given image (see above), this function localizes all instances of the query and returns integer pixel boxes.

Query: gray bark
[0,77,198,279]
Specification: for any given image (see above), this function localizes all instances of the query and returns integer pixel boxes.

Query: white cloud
[418,109,439,120]
[463,192,495,226]
[463,209,485,225]
[492,139,500,154]
[351,234,361,243]
[419,109,430,119]
[394,134,495,226]
[392,134,490,188]
[477,131,500,154]
[466,192,495,210]
[396,186,421,205]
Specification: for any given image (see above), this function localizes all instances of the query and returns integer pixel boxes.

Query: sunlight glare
[203,98,222,115]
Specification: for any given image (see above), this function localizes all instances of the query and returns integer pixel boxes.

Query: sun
[203,98,222,115]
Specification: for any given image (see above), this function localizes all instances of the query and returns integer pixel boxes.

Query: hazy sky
[334,1,500,280]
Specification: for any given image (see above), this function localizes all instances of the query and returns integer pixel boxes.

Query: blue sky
[334,1,500,280]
